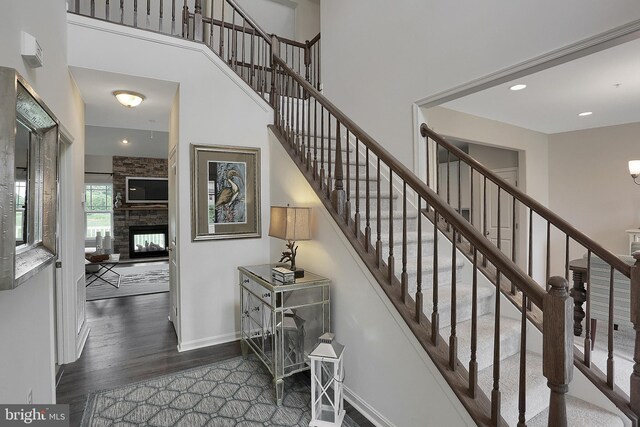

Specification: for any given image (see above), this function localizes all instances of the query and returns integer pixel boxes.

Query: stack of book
[272,266,295,284]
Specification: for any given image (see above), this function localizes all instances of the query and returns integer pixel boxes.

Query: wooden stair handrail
[272,55,546,309]
[419,124,632,279]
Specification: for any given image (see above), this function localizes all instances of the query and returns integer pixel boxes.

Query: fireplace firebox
[129,224,169,258]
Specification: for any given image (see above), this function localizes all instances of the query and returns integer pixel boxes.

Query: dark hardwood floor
[56,293,373,426]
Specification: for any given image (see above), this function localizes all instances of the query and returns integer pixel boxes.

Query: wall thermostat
[21,32,43,68]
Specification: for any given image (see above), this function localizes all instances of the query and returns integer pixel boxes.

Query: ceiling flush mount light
[509,84,527,91]
[113,90,145,108]
[578,111,593,117]
[121,139,129,144]
[629,160,640,185]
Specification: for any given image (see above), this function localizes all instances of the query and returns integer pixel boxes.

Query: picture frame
[191,144,261,241]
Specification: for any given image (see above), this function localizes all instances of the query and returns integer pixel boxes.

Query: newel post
[193,0,203,41]
[629,251,640,416]
[543,276,573,427]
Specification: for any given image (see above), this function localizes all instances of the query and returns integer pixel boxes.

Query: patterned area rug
[86,267,169,301]
[81,356,359,426]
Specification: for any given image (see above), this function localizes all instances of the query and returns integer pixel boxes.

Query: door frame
[479,167,519,263]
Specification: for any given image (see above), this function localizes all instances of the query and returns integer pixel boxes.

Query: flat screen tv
[126,177,168,203]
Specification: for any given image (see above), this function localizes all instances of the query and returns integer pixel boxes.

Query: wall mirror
[0,67,59,290]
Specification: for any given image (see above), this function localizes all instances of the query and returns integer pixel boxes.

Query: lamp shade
[629,160,640,177]
[269,206,311,241]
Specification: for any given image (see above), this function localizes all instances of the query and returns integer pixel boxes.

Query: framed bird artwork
[191,144,261,241]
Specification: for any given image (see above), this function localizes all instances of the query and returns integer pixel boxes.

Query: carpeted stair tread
[526,394,623,427]
[412,281,495,328]
[478,351,548,426]
[451,314,521,372]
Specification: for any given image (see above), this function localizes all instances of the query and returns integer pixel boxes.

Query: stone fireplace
[113,156,168,259]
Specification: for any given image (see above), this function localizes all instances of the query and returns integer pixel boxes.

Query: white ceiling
[442,37,640,134]
[69,67,176,160]
[70,67,177,132]
[85,125,169,158]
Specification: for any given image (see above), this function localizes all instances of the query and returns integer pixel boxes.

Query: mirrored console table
[238,264,330,405]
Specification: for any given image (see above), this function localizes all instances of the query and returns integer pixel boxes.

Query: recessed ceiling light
[122,139,129,144]
[509,84,527,91]
[578,111,593,117]
[113,90,145,108]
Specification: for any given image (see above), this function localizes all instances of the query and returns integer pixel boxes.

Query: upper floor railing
[68,0,321,97]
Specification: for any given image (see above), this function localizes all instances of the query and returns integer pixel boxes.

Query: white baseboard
[177,331,240,352]
[76,324,90,359]
[344,385,394,427]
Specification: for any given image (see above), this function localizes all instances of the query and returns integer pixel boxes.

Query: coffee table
[86,254,121,288]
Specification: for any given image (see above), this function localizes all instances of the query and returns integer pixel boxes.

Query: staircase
[70,1,640,425]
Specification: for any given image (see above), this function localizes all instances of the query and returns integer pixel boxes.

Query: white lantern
[309,333,345,427]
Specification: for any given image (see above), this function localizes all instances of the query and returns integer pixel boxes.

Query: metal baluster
[327,115,332,198]
[492,270,502,425]
[75,0,80,14]
[306,90,311,170]
[546,221,551,290]
[584,250,592,366]
[518,294,527,426]
[159,0,164,33]
[431,210,439,344]
[565,234,570,281]
[313,99,318,179]
[449,228,457,371]
[249,31,254,88]
[345,129,351,222]
[181,0,187,38]
[146,0,151,29]
[120,0,124,24]
[401,182,408,304]
[171,0,175,34]
[354,138,361,236]
[527,209,533,310]
[91,0,95,17]
[470,168,474,229]
[482,176,487,267]
[232,10,237,68]
[301,85,306,165]
[511,196,517,294]
[497,187,502,254]
[469,247,478,397]
[607,266,615,388]
[365,148,371,251]
[134,0,138,27]
[376,157,382,267]
[105,0,110,20]
[416,199,423,324]
[219,0,224,56]
[241,18,246,80]
[320,106,325,187]
[388,169,394,281]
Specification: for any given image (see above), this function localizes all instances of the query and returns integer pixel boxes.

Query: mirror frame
[0,67,59,290]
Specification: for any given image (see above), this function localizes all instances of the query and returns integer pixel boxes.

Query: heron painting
[207,161,247,225]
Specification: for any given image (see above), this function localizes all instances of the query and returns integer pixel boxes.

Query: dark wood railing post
[304,40,311,84]
[331,120,345,216]
[181,0,189,38]
[630,252,640,416]
[271,36,279,112]
[543,276,573,427]
[194,0,203,41]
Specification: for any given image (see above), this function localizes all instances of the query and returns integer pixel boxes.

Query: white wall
[235,0,295,39]
[320,0,640,170]
[68,15,272,351]
[293,0,320,42]
[548,122,640,265]
[269,130,475,427]
[0,0,85,403]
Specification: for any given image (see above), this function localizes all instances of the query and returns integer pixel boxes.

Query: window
[85,184,113,243]
[15,181,26,244]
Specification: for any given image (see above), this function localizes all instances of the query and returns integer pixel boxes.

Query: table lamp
[269,206,311,278]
